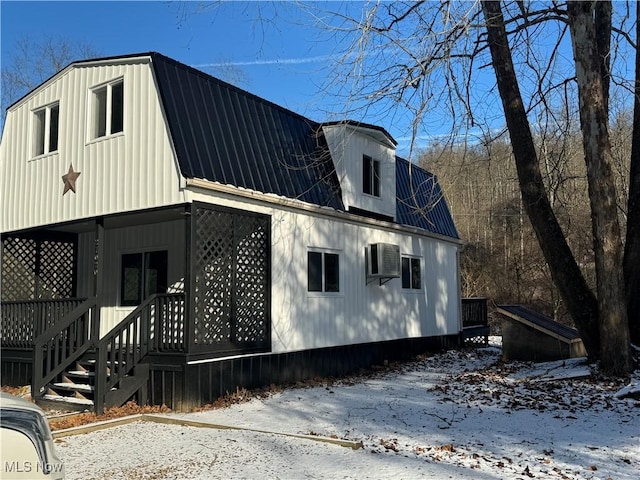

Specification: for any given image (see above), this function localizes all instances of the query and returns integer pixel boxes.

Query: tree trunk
[481,1,600,358]
[567,1,631,375]
[625,2,640,347]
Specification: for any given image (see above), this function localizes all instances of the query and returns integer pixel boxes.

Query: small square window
[402,256,421,290]
[363,155,381,197]
[308,250,340,293]
[32,103,60,157]
[92,79,124,139]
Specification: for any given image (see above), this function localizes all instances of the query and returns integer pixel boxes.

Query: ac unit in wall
[366,243,401,280]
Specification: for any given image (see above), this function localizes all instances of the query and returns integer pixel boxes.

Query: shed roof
[497,305,581,341]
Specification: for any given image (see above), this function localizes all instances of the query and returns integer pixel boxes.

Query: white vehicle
[0,393,64,479]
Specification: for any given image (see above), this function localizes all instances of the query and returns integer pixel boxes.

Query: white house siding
[322,125,397,220]
[0,57,185,234]
[188,189,461,354]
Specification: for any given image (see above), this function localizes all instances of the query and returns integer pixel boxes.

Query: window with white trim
[401,256,421,290]
[308,250,340,293]
[32,103,59,157]
[92,79,123,139]
[363,154,381,197]
[120,250,168,306]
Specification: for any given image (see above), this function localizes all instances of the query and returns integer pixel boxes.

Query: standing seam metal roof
[150,53,342,210]
[148,52,458,239]
[395,157,459,239]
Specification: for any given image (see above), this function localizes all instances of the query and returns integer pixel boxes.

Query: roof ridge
[149,52,321,128]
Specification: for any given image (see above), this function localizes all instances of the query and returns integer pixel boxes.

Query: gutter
[185,178,464,246]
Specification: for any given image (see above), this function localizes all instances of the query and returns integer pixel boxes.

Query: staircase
[39,355,149,412]
[41,357,97,410]
[31,293,183,413]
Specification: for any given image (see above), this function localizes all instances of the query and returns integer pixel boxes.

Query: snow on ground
[55,341,639,479]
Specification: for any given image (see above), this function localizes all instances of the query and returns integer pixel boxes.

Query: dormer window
[91,79,123,139]
[32,103,59,157]
[363,155,380,197]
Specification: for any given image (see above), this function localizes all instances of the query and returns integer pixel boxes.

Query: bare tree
[315,0,636,374]
[1,36,101,126]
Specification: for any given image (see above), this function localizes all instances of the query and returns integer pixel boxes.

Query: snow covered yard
[54,343,639,479]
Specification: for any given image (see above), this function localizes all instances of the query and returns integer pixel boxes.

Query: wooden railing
[461,298,489,344]
[1,298,86,348]
[94,293,185,412]
[462,298,488,328]
[32,298,98,399]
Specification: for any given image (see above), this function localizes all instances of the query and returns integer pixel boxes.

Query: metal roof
[150,53,343,210]
[395,158,459,239]
[497,305,582,341]
[148,53,457,239]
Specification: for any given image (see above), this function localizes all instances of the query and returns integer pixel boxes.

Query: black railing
[32,298,98,399]
[1,298,86,348]
[462,298,488,328]
[461,298,489,345]
[94,293,185,412]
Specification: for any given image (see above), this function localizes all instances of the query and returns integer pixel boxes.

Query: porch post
[184,204,194,353]
[93,217,104,340]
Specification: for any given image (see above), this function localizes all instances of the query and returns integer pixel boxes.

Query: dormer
[321,121,397,221]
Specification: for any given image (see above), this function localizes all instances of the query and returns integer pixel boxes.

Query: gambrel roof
[396,157,459,239]
[151,53,344,210]
[149,53,458,240]
[9,52,458,240]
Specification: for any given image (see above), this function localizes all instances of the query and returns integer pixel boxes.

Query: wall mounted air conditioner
[366,243,400,284]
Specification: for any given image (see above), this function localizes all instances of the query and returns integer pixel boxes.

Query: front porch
[1,202,272,412]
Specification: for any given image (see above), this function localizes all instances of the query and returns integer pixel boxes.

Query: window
[92,79,124,139]
[363,155,380,197]
[120,250,168,306]
[33,103,59,157]
[402,257,421,289]
[308,251,340,293]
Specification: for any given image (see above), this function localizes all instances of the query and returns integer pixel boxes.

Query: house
[0,52,462,412]
[497,305,587,362]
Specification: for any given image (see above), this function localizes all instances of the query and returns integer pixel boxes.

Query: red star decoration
[62,164,81,195]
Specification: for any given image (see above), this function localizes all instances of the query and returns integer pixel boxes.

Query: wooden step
[37,394,93,412]
[51,382,94,394]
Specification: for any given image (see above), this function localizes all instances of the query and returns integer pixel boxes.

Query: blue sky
[2,1,420,148]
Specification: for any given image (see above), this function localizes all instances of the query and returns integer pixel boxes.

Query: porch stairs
[38,356,148,412]
[29,294,183,413]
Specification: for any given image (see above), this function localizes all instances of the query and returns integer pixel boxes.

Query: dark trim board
[0,349,33,386]
[146,334,461,411]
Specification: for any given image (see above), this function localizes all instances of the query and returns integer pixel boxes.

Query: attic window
[92,79,123,139]
[363,155,380,197]
[32,103,59,157]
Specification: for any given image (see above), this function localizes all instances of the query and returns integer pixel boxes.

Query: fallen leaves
[48,401,170,431]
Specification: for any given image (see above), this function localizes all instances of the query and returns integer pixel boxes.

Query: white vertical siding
[0,57,185,234]
[189,189,461,353]
[322,125,397,219]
